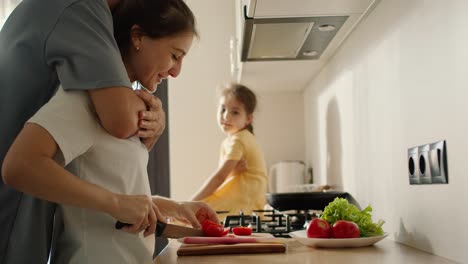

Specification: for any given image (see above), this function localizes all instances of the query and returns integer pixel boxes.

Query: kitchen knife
[115,220,204,238]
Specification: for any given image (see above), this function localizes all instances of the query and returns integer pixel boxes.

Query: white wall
[255,91,305,169]
[304,0,468,262]
[0,0,21,29]
[169,0,305,201]
[169,0,234,200]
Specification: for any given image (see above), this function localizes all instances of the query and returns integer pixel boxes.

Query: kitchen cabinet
[154,238,456,264]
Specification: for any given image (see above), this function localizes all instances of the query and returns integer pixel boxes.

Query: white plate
[289,230,388,248]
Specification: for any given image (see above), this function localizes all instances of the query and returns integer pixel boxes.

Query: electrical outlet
[408,140,448,185]
[418,144,432,184]
[408,147,420,184]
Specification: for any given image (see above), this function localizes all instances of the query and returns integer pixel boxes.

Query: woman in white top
[2,0,218,263]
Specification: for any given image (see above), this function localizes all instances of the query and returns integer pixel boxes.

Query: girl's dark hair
[112,0,198,57]
[221,83,257,134]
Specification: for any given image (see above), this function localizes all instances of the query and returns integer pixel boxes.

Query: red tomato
[232,226,252,236]
[201,220,230,237]
[331,220,360,238]
[201,219,217,230]
[306,218,331,238]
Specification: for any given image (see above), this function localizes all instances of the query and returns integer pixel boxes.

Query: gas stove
[221,209,321,238]
[220,192,356,237]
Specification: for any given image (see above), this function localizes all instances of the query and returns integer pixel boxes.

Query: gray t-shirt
[0,0,132,263]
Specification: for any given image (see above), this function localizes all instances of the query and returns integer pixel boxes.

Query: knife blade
[115,220,204,238]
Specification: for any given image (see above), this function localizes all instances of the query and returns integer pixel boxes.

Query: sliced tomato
[232,226,252,236]
[201,220,230,237]
[202,219,217,230]
[222,227,230,236]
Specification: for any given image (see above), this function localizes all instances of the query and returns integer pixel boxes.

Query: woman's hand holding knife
[109,194,164,237]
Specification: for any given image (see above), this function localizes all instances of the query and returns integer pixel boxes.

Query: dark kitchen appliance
[266,191,359,211]
[223,210,291,237]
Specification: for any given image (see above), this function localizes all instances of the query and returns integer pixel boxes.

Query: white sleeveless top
[29,88,154,264]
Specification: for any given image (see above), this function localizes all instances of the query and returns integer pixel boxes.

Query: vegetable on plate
[320,197,385,237]
[306,218,331,238]
[331,220,360,238]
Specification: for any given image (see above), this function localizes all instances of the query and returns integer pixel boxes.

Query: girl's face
[126,29,194,92]
[217,95,253,135]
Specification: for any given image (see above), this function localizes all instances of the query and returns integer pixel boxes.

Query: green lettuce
[321,197,385,237]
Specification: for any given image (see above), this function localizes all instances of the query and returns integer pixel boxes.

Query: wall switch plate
[429,140,448,184]
[408,147,420,184]
[408,140,448,185]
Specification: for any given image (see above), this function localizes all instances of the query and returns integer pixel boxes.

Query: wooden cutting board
[177,242,286,256]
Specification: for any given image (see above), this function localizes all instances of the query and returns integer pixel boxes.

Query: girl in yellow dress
[192,83,268,217]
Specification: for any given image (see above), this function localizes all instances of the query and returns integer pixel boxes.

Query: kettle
[269,161,306,193]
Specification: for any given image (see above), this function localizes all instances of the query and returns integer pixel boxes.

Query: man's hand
[135,90,166,150]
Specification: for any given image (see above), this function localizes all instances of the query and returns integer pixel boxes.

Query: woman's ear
[130,24,143,51]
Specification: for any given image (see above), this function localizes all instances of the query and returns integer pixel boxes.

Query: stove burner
[222,209,319,238]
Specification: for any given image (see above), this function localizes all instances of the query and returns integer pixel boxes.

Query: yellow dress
[203,129,268,217]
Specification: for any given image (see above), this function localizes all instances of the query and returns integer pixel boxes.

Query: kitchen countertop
[153,238,456,264]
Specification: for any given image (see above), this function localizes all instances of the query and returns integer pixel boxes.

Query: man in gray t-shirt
[0,1,163,263]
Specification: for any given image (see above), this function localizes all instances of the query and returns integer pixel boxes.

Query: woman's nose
[168,61,182,78]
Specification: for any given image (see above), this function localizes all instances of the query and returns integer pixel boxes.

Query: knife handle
[115,220,166,237]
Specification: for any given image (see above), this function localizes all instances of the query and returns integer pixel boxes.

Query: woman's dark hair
[221,83,257,134]
[112,0,198,57]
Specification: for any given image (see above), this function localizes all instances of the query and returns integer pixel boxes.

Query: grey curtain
[147,80,170,256]
[148,79,170,198]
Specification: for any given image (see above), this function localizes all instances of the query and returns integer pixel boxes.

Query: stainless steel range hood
[239,0,377,62]
[242,10,348,61]
[234,0,381,91]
